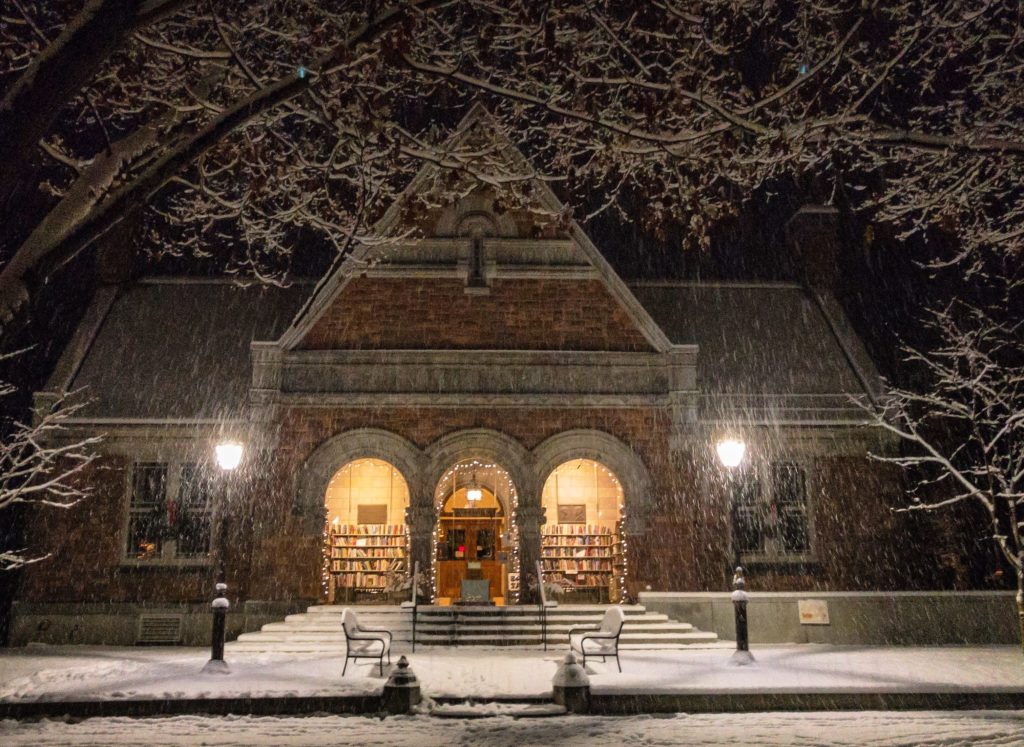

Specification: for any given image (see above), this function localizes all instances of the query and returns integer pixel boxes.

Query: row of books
[542,559,613,572]
[330,524,406,535]
[542,535,616,546]
[331,558,404,572]
[335,573,392,589]
[542,524,615,535]
[332,536,406,548]
[330,548,404,559]
[542,547,612,558]
[545,572,608,588]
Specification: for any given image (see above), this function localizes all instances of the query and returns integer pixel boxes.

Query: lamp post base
[728,649,756,666]
[201,658,231,675]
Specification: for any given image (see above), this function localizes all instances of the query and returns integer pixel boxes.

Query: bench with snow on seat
[569,606,625,672]
[341,608,392,676]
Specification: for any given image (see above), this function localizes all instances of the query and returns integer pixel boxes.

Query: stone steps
[229,603,720,652]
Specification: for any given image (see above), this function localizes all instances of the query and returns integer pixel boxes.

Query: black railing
[408,561,419,652]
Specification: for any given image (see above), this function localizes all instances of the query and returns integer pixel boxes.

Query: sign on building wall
[798,599,830,625]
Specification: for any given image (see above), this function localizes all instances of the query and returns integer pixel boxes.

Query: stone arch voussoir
[531,429,654,533]
[424,428,537,509]
[293,428,425,535]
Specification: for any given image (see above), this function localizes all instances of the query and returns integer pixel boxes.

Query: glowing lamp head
[716,439,746,469]
[215,441,244,471]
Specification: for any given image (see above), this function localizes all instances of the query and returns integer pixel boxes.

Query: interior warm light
[215,441,244,471]
[466,472,482,502]
[716,439,746,469]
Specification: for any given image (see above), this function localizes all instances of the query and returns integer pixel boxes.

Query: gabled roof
[52,279,308,421]
[630,281,882,421]
[45,277,881,422]
[278,103,672,352]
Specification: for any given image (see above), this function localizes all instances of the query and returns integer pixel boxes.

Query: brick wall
[298,278,654,351]
[246,406,679,600]
[14,420,926,606]
[16,456,213,604]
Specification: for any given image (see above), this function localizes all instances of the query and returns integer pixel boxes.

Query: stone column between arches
[516,502,545,604]
[405,501,434,595]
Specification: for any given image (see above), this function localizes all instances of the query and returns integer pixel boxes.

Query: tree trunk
[0,0,197,211]
[0,0,144,209]
[17,0,452,286]
[1017,590,1024,655]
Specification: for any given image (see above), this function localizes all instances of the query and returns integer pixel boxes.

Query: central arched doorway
[433,460,519,605]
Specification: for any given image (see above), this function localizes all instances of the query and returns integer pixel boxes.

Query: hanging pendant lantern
[466,472,482,503]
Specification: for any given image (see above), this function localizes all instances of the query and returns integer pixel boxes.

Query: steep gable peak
[279,104,672,352]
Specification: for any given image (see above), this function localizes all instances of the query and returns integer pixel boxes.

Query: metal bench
[341,608,392,676]
[569,606,625,672]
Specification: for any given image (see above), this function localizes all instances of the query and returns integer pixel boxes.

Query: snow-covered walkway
[2,644,1023,703]
[3,711,1024,746]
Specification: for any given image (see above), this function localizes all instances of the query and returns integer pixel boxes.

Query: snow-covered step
[228,603,719,652]
[263,618,689,632]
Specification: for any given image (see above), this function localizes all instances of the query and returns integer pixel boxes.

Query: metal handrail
[536,560,548,650]
[409,561,419,652]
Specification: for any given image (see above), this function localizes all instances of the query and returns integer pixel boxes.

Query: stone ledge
[639,591,1019,645]
[590,690,1024,715]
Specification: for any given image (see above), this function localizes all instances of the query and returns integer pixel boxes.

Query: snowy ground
[2,644,1023,703]
[3,711,1024,746]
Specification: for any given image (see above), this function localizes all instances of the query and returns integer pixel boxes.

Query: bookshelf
[540,523,623,603]
[329,524,407,603]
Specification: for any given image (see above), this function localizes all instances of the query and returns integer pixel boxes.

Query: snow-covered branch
[0,366,100,571]
[1,0,1022,319]
[863,294,1024,595]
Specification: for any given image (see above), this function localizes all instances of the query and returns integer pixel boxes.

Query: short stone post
[730,566,755,666]
[202,582,230,674]
[382,656,422,714]
[552,652,591,713]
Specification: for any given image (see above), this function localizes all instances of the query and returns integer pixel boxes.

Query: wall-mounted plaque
[798,599,830,625]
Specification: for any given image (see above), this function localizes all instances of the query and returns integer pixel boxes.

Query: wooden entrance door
[437,518,505,602]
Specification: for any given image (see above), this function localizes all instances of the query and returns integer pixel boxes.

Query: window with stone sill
[124,461,214,563]
[731,462,812,563]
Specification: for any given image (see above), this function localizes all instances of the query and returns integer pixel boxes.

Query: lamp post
[214,441,243,583]
[716,438,746,569]
[716,438,754,665]
[204,440,243,674]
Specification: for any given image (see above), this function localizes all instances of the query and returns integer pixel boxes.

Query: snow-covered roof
[628,281,881,414]
[50,276,880,423]
[56,279,308,421]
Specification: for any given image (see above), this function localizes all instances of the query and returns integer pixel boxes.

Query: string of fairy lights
[318,457,631,605]
[321,459,409,601]
[542,460,628,601]
[432,459,520,604]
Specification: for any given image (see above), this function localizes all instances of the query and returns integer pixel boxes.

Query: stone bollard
[729,566,755,666]
[552,652,591,713]
[202,582,231,674]
[382,656,422,714]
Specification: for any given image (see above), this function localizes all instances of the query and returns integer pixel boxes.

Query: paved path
[3,644,1023,702]
[3,711,1024,746]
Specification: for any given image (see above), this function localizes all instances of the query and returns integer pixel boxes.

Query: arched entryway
[432,460,519,605]
[540,459,626,603]
[322,458,411,604]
